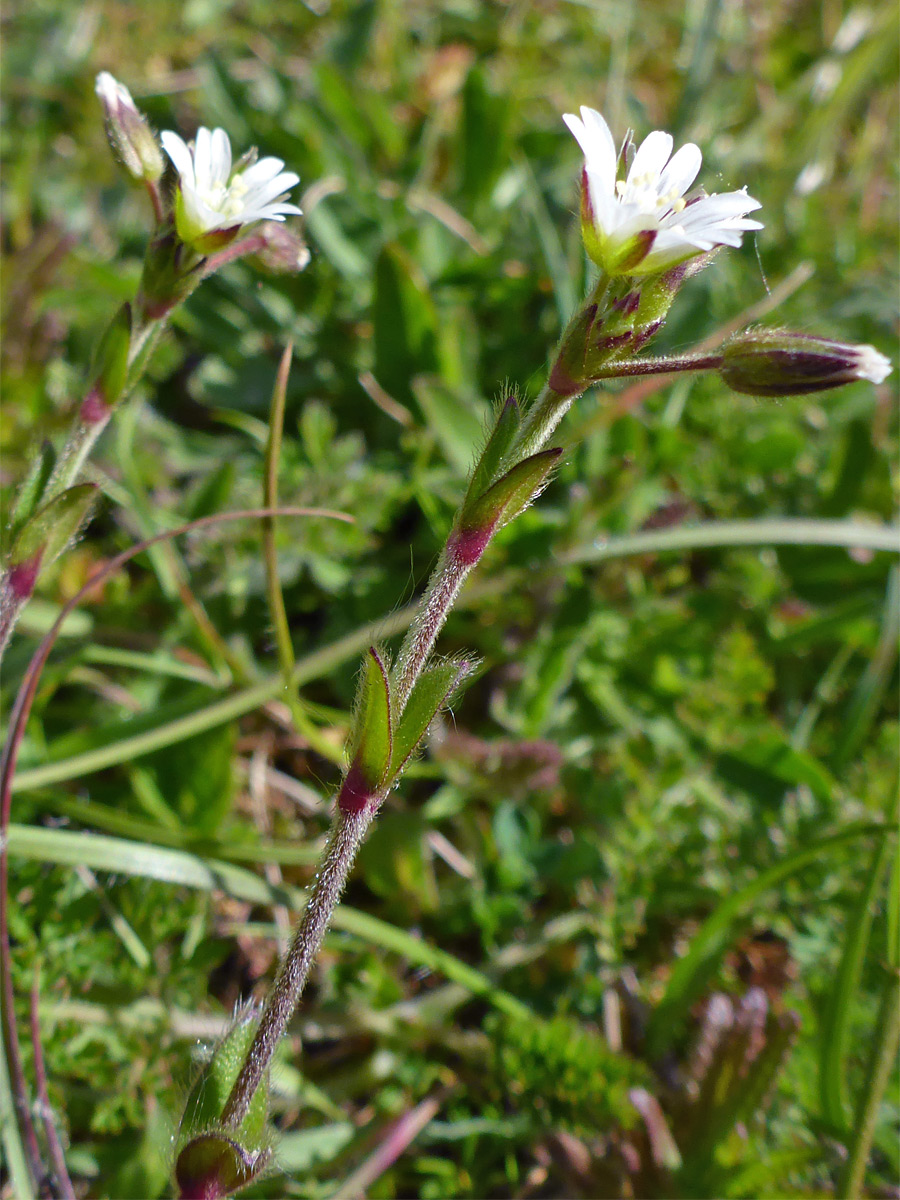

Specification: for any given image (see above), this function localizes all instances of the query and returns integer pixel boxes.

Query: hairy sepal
[462,393,521,509]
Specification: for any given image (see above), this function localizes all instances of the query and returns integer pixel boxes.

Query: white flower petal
[564,104,763,275]
[209,128,232,187]
[240,156,290,188]
[161,131,196,190]
[193,127,213,191]
[657,143,702,198]
[161,124,300,244]
[855,345,891,384]
[628,130,673,186]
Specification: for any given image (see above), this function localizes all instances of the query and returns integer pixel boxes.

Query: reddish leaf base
[7,553,42,599]
[80,387,112,425]
[337,762,375,815]
[449,524,494,568]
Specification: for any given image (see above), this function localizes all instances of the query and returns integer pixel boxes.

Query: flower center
[615,173,686,219]
[199,173,248,218]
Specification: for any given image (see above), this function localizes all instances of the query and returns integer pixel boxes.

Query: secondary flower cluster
[554,104,890,397]
[96,73,301,254]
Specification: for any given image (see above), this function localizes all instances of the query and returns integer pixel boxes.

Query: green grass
[2,1,897,1196]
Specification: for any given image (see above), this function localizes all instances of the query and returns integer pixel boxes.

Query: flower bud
[95,72,164,183]
[720,329,892,397]
[250,221,311,274]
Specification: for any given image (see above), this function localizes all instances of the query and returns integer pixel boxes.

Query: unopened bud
[250,221,311,274]
[96,72,164,183]
[720,328,892,397]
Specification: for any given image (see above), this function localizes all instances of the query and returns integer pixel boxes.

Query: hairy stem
[45,315,164,504]
[219,267,708,1135]
[220,808,374,1128]
[392,540,476,711]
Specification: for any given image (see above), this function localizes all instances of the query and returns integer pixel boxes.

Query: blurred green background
[2,1,897,1196]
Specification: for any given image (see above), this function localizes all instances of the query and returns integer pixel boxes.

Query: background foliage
[2,0,897,1196]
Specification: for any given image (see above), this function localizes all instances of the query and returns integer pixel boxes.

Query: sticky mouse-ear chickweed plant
[1,85,892,1198]
[162,108,890,1196]
[0,74,306,660]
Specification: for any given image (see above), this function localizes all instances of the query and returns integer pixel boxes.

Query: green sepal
[462,394,521,510]
[387,658,474,783]
[8,442,56,540]
[549,301,599,396]
[91,302,132,405]
[348,647,394,790]
[8,484,97,569]
[175,1007,271,1197]
[460,448,561,533]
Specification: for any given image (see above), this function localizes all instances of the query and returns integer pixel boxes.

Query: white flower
[563,106,763,277]
[160,126,301,250]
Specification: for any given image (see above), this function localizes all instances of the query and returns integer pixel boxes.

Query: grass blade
[819,832,893,1132]
[7,824,530,1022]
[563,518,900,564]
[646,821,884,1057]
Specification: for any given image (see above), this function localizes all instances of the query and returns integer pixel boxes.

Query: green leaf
[8,440,56,539]
[460,448,561,533]
[8,483,97,568]
[276,1124,355,1172]
[819,832,893,1132]
[373,244,437,402]
[356,811,439,913]
[7,824,531,1021]
[91,301,132,403]
[178,1008,267,1151]
[460,64,507,207]
[715,734,835,806]
[462,394,521,510]
[389,658,471,781]
[348,647,393,790]
[562,518,900,565]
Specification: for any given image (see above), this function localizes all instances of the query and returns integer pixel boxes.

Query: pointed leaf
[348,647,394,790]
[8,484,97,569]
[178,1007,268,1151]
[91,302,132,404]
[819,833,892,1130]
[389,658,472,780]
[462,394,521,511]
[460,448,561,534]
[8,441,56,538]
